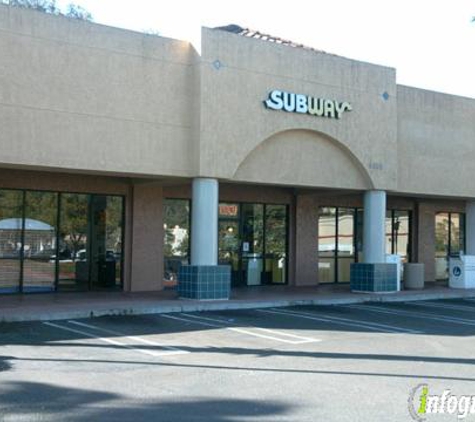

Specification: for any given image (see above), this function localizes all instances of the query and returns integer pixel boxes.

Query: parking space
[1,299,475,421]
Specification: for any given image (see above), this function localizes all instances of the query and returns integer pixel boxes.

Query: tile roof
[214,24,333,55]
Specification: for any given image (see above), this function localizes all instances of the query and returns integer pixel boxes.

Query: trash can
[449,255,475,289]
[404,263,424,290]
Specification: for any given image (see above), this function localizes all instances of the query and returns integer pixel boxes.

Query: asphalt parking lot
[2,299,475,421]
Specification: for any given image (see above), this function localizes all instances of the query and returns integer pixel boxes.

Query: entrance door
[241,204,264,286]
[218,203,288,287]
[58,194,123,291]
[435,212,465,281]
[218,219,241,285]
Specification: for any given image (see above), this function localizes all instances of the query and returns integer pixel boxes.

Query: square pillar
[295,194,318,286]
[130,183,164,292]
[416,202,436,282]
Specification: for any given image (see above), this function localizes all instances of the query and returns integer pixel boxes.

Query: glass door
[219,220,241,285]
[58,193,89,291]
[264,205,287,284]
[241,204,264,286]
[435,212,465,281]
[218,202,288,287]
[337,208,355,282]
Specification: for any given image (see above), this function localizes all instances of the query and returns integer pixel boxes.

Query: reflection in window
[58,193,89,291]
[318,207,337,283]
[218,202,288,287]
[337,208,355,282]
[386,210,411,261]
[265,205,287,284]
[23,191,58,292]
[89,195,124,290]
[163,199,190,286]
[435,212,465,281]
[319,207,412,283]
[0,189,125,294]
[105,196,124,287]
[0,190,23,293]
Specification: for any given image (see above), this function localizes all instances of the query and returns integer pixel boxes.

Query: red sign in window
[219,204,238,217]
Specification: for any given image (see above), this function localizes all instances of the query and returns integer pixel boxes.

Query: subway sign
[264,90,352,119]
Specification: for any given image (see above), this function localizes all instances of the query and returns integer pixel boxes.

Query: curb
[2,290,475,323]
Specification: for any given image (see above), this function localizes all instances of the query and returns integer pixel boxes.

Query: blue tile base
[350,263,398,293]
[178,265,231,300]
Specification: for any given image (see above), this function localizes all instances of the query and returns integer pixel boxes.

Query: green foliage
[1,0,92,21]
[60,193,88,257]
[64,3,91,20]
[164,199,190,258]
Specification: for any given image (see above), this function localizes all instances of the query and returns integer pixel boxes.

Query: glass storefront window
[23,191,58,293]
[318,207,337,283]
[105,196,124,288]
[219,219,240,272]
[265,205,287,284]
[319,207,412,283]
[337,208,355,282]
[218,202,288,287]
[0,189,125,294]
[393,210,411,260]
[386,210,411,261]
[89,195,124,290]
[58,193,89,291]
[435,212,465,281]
[0,190,23,293]
[163,199,190,286]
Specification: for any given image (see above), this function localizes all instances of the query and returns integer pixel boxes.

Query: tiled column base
[178,265,231,300]
[350,263,398,293]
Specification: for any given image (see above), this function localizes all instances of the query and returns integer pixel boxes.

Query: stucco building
[0,6,474,297]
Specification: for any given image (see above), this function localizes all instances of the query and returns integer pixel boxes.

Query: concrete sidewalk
[2,283,475,323]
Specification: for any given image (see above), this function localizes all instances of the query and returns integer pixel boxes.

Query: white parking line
[407,301,475,313]
[347,304,475,327]
[68,320,188,356]
[161,313,319,345]
[257,308,422,334]
[43,321,162,357]
[182,313,319,343]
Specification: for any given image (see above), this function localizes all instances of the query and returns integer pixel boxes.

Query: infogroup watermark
[409,384,475,420]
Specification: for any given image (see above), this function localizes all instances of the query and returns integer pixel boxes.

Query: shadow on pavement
[0,381,292,422]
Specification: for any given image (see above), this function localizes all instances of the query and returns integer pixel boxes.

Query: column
[466,201,475,255]
[295,194,318,286]
[351,190,397,293]
[362,190,386,263]
[179,178,231,300]
[190,178,218,265]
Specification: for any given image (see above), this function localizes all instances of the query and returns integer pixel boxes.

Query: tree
[63,3,91,20]
[1,0,92,21]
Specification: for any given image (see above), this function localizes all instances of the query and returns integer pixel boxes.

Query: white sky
[58,0,475,98]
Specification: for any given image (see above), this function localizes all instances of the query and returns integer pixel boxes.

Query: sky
[57,0,475,98]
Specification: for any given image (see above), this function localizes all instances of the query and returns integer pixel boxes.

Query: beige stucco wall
[2,7,475,291]
[1,7,474,200]
[0,5,198,177]
[295,194,319,286]
[397,86,475,197]
[130,183,164,291]
[198,27,397,191]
